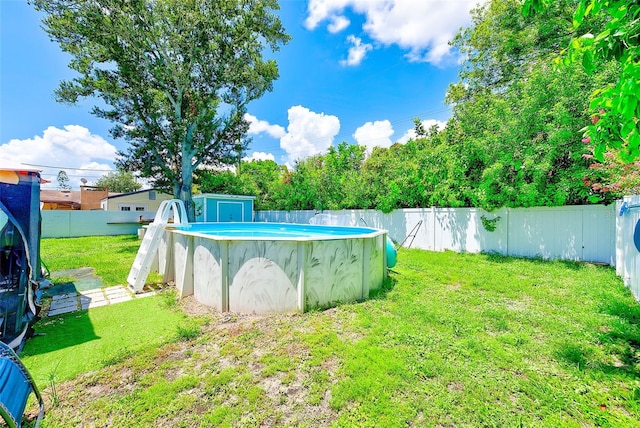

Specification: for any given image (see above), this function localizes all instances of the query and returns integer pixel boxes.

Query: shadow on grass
[555,298,640,379]
[483,252,590,271]
[22,310,100,357]
[44,268,105,296]
[368,275,398,301]
[116,244,139,255]
[599,299,640,376]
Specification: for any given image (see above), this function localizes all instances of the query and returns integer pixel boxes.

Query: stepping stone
[49,295,78,311]
[109,296,132,304]
[45,285,146,316]
[51,292,77,302]
[48,305,78,316]
[85,299,109,309]
[78,295,94,310]
[80,289,105,298]
[104,287,132,299]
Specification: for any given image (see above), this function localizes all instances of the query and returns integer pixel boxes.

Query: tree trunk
[180,162,195,222]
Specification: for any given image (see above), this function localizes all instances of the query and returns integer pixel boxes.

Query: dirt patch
[178,295,268,328]
[178,295,216,317]
[38,294,343,426]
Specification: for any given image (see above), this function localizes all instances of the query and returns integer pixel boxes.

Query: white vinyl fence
[256,205,616,265]
[616,196,640,301]
[260,204,640,301]
[41,202,640,301]
[41,210,157,238]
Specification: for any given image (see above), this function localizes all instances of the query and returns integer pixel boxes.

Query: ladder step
[127,200,187,293]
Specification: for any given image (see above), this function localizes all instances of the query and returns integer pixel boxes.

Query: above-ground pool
[157,222,390,314]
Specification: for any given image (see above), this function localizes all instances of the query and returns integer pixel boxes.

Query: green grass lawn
[21,294,190,386]
[40,235,143,286]
[40,235,163,287]
[23,238,640,426]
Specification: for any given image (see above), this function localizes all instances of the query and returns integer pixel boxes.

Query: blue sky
[1,0,482,188]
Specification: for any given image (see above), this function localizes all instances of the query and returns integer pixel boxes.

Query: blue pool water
[169,222,382,239]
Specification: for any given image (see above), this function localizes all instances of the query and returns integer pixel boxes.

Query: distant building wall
[102,190,173,212]
[41,201,78,210]
[80,186,109,210]
[40,189,80,210]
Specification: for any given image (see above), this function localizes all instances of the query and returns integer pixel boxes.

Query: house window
[118,203,148,211]
[149,190,156,200]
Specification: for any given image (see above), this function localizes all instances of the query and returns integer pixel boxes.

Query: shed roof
[194,193,256,200]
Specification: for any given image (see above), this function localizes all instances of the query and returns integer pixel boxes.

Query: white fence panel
[42,210,157,238]
[616,196,640,299]
[583,205,616,265]
[433,208,508,254]
[507,206,583,261]
[255,210,316,224]
[397,208,433,250]
[256,205,615,264]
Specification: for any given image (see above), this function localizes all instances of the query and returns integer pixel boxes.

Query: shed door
[219,202,243,222]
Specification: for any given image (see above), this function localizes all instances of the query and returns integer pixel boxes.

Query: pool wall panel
[173,234,193,298]
[228,240,299,314]
[305,239,364,309]
[193,237,225,310]
[165,226,388,314]
[365,235,385,295]
[158,230,174,283]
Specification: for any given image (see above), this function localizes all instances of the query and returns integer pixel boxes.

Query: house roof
[40,189,81,204]
[102,188,167,201]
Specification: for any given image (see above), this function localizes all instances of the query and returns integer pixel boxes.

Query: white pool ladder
[127,199,188,293]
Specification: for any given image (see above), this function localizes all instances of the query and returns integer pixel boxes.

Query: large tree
[444,0,618,208]
[94,170,142,193]
[32,0,290,219]
[523,0,640,162]
[56,170,71,190]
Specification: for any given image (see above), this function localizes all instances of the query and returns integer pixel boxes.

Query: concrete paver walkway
[47,286,158,316]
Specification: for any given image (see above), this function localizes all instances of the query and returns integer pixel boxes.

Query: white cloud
[244,113,286,139]
[0,125,117,189]
[304,0,350,30]
[305,0,486,65]
[340,35,373,67]
[242,151,275,162]
[280,105,340,166]
[397,119,447,144]
[328,15,350,33]
[353,120,395,151]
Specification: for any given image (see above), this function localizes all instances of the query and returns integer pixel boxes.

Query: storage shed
[194,194,255,222]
